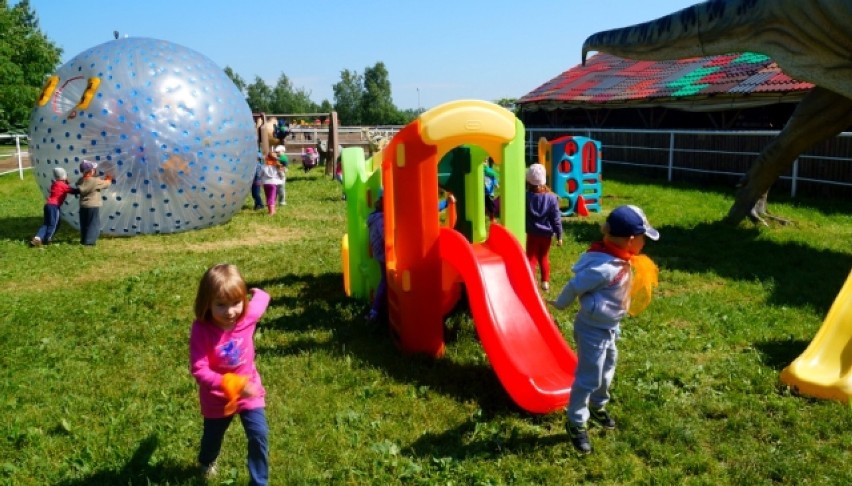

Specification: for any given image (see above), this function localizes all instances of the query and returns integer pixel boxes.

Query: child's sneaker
[30,236,42,247]
[566,422,592,454]
[198,461,218,479]
[366,309,379,323]
[541,281,550,291]
[589,407,616,430]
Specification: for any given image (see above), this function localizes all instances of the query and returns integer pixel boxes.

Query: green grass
[1,167,851,485]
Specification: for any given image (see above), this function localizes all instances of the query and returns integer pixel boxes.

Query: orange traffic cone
[576,197,589,217]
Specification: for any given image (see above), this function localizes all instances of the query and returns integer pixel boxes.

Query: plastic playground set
[537,134,602,217]
[780,269,852,402]
[337,99,852,412]
[339,100,579,413]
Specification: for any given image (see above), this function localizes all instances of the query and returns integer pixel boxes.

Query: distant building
[517,52,815,130]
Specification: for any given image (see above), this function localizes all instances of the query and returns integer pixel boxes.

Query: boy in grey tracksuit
[550,205,659,454]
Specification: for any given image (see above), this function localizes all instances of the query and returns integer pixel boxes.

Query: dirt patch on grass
[17,223,303,293]
[0,153,30,172]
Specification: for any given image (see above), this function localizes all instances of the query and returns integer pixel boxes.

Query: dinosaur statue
[255,115,288,155]
[360,127,391,156]
[582,0,852,225]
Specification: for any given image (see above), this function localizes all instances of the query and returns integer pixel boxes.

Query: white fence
[0,134,28,179]
[526,128,852,198]
[8,127,852,198]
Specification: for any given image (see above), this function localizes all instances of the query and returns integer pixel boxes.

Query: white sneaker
[542,282,550,291]
[199,461,218,479]
[30,237,42,247]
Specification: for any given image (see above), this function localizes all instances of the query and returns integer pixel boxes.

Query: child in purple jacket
[525,163,563,291]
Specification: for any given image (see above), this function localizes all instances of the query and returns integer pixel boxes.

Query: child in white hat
[525,163,563,291]
[31,167,79,246]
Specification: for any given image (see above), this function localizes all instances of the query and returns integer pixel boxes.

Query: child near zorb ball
[31,167,78,246]
[549,205,660,454]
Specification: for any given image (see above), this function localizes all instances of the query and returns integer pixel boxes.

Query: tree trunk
[724,88,852,225]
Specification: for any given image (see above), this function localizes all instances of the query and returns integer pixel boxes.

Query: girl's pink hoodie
[189,289,270,418]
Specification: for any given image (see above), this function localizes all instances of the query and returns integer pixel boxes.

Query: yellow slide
[780,269,852,403]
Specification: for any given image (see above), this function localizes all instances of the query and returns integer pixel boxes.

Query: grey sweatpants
[566,321,619,426]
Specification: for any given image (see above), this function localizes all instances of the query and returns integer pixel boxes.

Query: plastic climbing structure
[339,100,577,414]
[538,135,602,216]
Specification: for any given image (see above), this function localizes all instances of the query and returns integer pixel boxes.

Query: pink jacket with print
[189,289,270,418]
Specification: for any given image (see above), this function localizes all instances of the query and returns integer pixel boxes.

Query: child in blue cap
[549,204,659,454]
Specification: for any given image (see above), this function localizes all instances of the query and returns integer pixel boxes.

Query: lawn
[1,166,851,485]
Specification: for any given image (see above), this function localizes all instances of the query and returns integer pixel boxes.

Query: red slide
[439,224,577,413]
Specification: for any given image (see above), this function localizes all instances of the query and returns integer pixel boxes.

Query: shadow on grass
[567,218,851,312]
[55,434,200,485]
[254,272,519,415]
[284,171,332,185]
[754,338,812,370]
[0,215,82,243]
[605,168,852,217]
[405,417,567,460]
[252,210,851,412]
[0,215,42,240]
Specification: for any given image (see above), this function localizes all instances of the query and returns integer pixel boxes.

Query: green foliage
[318,99,334,114]
[1,167,851,484]
[494,97,518,114]
[0,0,62,132]
[245,75,274,113]
[226,61,407,123]
[271,73,319,114]
[241,72,326,116]
[222,66,246,93]
[360,62,403,125]
[332,69,363,125]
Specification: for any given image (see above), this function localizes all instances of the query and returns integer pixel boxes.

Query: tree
[0,0,62,132]
[360,62,402,125]
[245,76,273,113]
[223,66,246,94]
[318,99,333,114]
[494,97,517,113]
[270,73,318,114]
[332,69,363,125]
[397,108,419,124]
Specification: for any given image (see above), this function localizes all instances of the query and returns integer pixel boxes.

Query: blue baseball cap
[607,205,659,240]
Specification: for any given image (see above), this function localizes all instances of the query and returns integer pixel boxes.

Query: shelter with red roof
[518,53,815,130]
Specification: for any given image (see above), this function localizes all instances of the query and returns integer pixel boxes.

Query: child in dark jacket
[31,167,79,246]
[367,191,386,323]
[525,163,562,291]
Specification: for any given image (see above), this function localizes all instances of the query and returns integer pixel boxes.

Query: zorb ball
[28,37,256,235]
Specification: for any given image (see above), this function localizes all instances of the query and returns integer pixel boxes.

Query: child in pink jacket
[189,263,270,484]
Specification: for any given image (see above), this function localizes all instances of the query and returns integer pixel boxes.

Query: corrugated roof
[518,53,814,112]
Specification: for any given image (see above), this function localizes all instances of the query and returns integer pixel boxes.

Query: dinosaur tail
[581,0,772,65]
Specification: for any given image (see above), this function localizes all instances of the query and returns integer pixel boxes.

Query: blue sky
[23,0,698,111]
